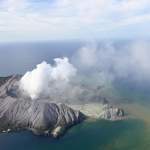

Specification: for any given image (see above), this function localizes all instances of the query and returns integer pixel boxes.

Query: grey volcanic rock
[70,103,125,120]
[0,75,21,98]
[0,75,126,138]
[100,105,125,121]
[0,75,85,138]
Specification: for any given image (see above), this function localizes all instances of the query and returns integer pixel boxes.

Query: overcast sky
[0,0,150,41]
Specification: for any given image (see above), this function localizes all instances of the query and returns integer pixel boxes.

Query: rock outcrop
[99,105,125,121]
[70,103,125,121]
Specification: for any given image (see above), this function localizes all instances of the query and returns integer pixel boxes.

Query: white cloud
[1,0,27,12]
[0,0,150,41]
[116,0,150,15]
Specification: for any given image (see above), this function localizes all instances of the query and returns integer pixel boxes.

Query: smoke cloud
[20,57,77,100]
[19,40,150,104]
[74,41,150,82]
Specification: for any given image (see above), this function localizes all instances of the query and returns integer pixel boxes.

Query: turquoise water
[0,118,149,150]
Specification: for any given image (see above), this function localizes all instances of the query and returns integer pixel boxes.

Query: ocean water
[0,116,149,150]
[0,41,82,76]
[0,41,150,150]
[0,81,150,150]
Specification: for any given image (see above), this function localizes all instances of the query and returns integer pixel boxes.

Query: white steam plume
[19,41,150,104]
[20,57,77,100]
[74,41,150,82]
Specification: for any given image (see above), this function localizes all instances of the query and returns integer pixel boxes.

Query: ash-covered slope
[0,75,125,138]
[0,75,85,138]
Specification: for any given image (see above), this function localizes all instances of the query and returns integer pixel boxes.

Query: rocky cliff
[0,75,125,138]
[0,75,85,138]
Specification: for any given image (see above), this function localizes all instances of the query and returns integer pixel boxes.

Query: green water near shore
[0,114,150,150]
[0,78,150,150]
